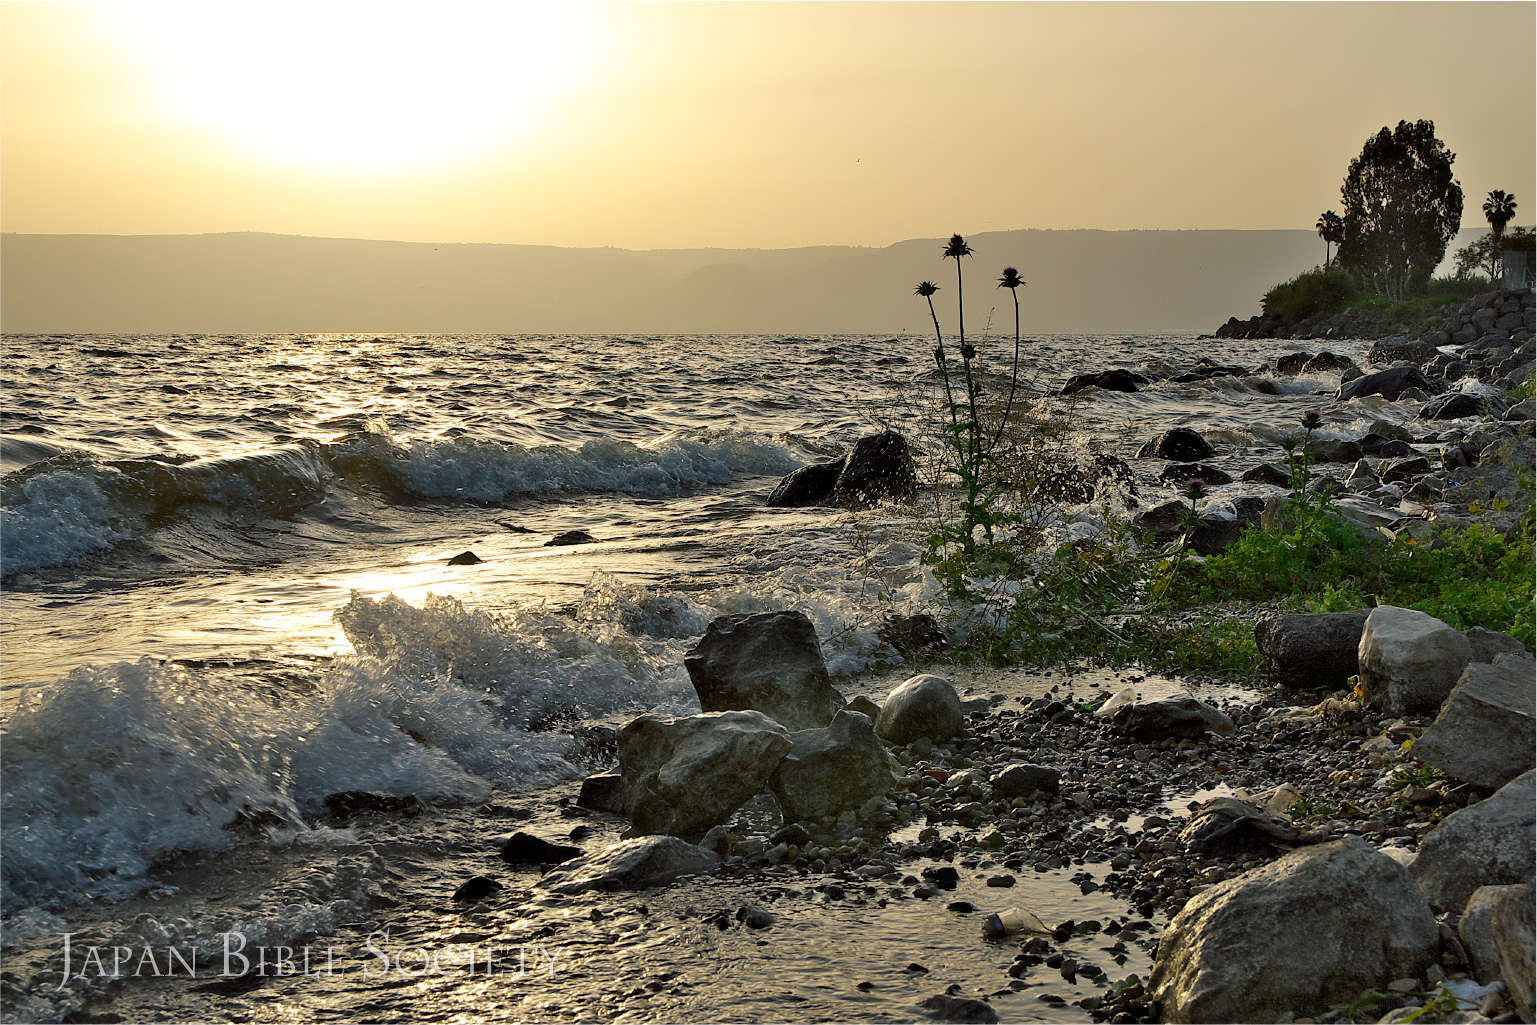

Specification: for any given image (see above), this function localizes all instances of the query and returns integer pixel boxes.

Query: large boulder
[534,836,720,894]
[1410,655,1536,789]
[875,674,965,746]
[684,611,842,731]
[1136,427,1216,461]
[1337,366,1434,402]
[1411,770,1536,913]
[1306,437,1364,463]
[1493,883,1535,1023]
[1465,627,1531,664]
[1460,883,1528,984]
[1254,609,1372,690]
[616,711,792,842]
[1420,391,1509,420]
[765,458,844,507]
[830,431,918,508]
[1148,837,1439,1023]
[1358,606,1473,715]
[1109,694,1235,739]
[1060,369,1145,395]
[769,709,899,822]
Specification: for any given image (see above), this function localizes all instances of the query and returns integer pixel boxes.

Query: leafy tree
[1315,210,1345,269]
[1336,120,1464,299]
[1453,226,1534,281]
[1482,189,1518,278]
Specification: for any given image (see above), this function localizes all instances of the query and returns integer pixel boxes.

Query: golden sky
[3,1,1533,251]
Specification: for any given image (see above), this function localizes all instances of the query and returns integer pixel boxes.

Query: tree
[1315,210,1345,269]
[1455,226,1534,281]
[1482,189,1518,278]
[1336,120,1463,299]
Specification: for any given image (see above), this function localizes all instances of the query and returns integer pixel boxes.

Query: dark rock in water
[536,836,721,894]
[1303,352,1358,375]
[1337,366,1433,402]
[1159,463,1233,486]
[1420,391,1508,420]
[498,831,584,866]
[161,383,190,394]
[577,772,625,814]
[1358,433,1416,458]
[453,876,503,903]
[1111,695,1235,739]
[1378,455,1430,483]
[1306,437,1362,463]
[766,458,845,507]
[545,530,598,547]
[919,994,999,1023]
[1060,369,1145,395]
[322,791,428,820]
[1241,462,1293,487]
[831,432,918,508]
[1033,454,1136,504]
[1136,427,1215,461]
[1254,609,1372,690]
[1275,352,1317,375]
[1243,376,1282,395]
[923,865,961,888]
[879,613,947,661]
[738,904,777,929]
[447,551,483,566]
[685,611,841,731]
[1173,365,1247,383]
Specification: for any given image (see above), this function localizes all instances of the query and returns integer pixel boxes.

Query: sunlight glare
[105,2,603,174]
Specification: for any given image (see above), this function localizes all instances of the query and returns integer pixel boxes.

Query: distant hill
[0,227,1418,335]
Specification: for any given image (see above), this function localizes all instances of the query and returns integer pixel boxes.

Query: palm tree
[1316,211,1345,270]
[991,267,1026,451]
[1483,190,1518,279]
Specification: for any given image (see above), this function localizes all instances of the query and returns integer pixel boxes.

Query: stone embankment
[1215,287,1536,349]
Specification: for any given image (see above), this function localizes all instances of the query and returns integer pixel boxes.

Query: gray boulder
[1465,627,1531,664]
[990,763,1061,799]
[769,710,899,822]
[1460,883,1528,984]
[1358,606,1473,715]
[875,674,965,746]
[617,710,792,842]
[1254,609,1372,690]
[684,611,842,731]
[535,836,720,894]
[1148,837,1438,1023]
[1307,437,1364,463]
[1110,694,1236,739]
[1493,883,1535,1023]
[1411,656,1536,789]
[1412,770,1535,913]
[1337,366,1434,402]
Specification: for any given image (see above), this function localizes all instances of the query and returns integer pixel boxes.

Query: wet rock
[1412,770,1535,913]
[684,611,842,731]
[1421,389,1509,421]
[878,613,948,661]
[1359,606,1474,715]
[1149,837,1438,1023]
[1254,609,1372,690]
[452,876,503,902]
[321,791,427,820]
[1241,462,1293,487]
[1460,883,1527,983]
[1359,433,1416,458]
[1410,656,1536,789]
[831,431,918,509]
[535,836,721,894]
[1110,695,1235,739]
[1136,428,1216,461]
[1307,437,1364,463]
[765,458,845,507]
[919,994,999,1023]
[577,771,626,814]
[875,674,965,746]
[1061,369,1145,395]
[990,763,1061,799]
[1303,352,1359,376]
[1378,455,1431,483]
[738,904,776,929]
[770,709,899,822]
[545,530,598,547]
[1159,463,1233,486]
[1338,366,1434,403]
[498,831,584,866]
[617,710,792,842]
[1492,883,1535,1022]
[446,551,483,566]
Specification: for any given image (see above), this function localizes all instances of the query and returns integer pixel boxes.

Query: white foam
[0,468,127,575]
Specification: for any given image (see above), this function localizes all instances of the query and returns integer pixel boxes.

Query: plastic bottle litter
[981,906,1049,939]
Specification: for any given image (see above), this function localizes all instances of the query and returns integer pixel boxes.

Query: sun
[102,2,605,176]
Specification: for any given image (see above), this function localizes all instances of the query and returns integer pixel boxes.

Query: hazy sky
[3,1,1533,251]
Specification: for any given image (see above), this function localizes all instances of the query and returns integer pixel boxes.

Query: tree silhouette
[1315,210,1345,270]
[1336,120,1463,299]
[1483,190,1518,279]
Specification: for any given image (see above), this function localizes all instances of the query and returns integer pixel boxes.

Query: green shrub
[1261,267,1359,323]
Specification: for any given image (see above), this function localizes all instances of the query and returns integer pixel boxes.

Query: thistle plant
[1179,477,1207,536]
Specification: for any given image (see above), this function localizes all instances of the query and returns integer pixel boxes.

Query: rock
[1275,351,1318,375]
[1505,396,1537,422]
[1492,883,1535,1023]
[1132,500,1188,542]
[765,458,845,507]
[1421,392,1508,420]
[498,831,584,866]
[845,694,882,719]
[1159,463,1234,486]
[452,876,503,902]
[535,836,721,894]
[1136,427,1216,461]
[1110,694,1235,739]
[1303,352,1359,375]
[1307,437,1364,463]
[1412,770,1536,913]
[577,771,626,814]
[878,613,947,661]
[1241,462,1293,487]
[1254,609,1372,690]
[1358,607,1474,715]
[545,530,598,547]
[617,710,792,843]
[1368,337,1439,365]
[918,994,999,1023]
[1411,657,1536,789]
[739,904,776,929]
[991,763,1061,798]
[446,551,483,565]
[1149,837,1439,1023]
[769,710,899,822]
[874,674,965,746]
[684,611,842,731]
[1460,883,1527,984]
[831,431,918,508]
[1378,455,1431,483]
[1359,433,1416,458]
[1060,369,1145,395]
[1338,366,1434,403]
[321,791,427,820]
[1179,797,1315,860]
[1465,627,1532,664]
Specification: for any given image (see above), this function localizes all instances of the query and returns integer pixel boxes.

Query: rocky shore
[1213,287,1535,351]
